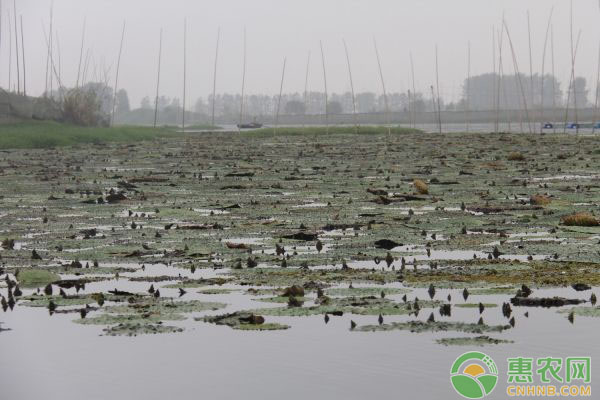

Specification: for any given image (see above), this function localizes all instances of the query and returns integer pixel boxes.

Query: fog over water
[4,0,600,107]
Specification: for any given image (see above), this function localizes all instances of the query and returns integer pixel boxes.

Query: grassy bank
[242,125,421,137]
[0,121,175,149]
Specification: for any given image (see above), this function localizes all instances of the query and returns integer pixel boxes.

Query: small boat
[567,123,580,129]
[543,123,553,129]
[237,122,263,129]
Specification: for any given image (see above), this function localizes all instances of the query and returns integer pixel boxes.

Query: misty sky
[3,0,600,107]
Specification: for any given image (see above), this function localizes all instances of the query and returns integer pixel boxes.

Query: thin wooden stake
[504,19,532,134]
[374,38,391,137]
[540,7,554,133]
[591,41,600,135]
[19,14,24,96]
[497,25,506,132]
[551,25,556,134]
[211,27,220,127]
[8,10,12,92]
[492,28,497,133]
[466,41,471,133]
[527,10,534,125]
[182,18,187,132]
[12,0,18,94]
[153,28,162,128]
[319,40,328,134]
[410,52,417,128]
[343,39,358,134]
[238,27,246,130]
[111,21,126,127]
[75,17,86,89]
[302,51,310,129]
[274,57,286,136]
[435,44,442,134]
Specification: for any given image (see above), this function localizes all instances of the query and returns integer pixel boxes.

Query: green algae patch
[201,312,290,331]
[198,288,237,295]
[404,261,600,288]
[558,306,600,317]
[20,292,146,308]
[354,320,512,333]
[325,287,411,297]
[163,278,231,289]
[254,296,311,304]
[469,287,518,295]
[76,313,184,326]
[246,296,440,317]
[228,267,401,287]
[74,298,226,335]
[16,269,61,288]
[21,294,101,307]
[234,323,290,331]
[104,299,226,315]
[102,322,183,336]
[436,336,514,346]
[455,303,498,309]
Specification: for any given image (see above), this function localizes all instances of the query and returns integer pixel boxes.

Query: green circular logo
[450,351,498,399]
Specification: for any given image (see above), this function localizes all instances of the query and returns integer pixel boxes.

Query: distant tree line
[461,73,590,111]
[60,71,590,126]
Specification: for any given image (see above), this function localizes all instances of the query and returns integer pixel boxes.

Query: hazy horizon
[3,0,600,108]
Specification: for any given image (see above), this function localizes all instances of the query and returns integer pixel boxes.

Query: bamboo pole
[492,28,497,133]
[374,38,391,138]
[238,27,246,131]
[40,23,63,92]
[563,30,582,134]
[407,89,412,128]
[0,0,2,84]
[44,3,52,95]
[430,85,437,131]
[19,14,24,96]
[466,41,470,133]
[302,51,310,129]
[211,27,220,127]
[81,48,91,86]
[527,10,534,126]
[75,17,86,88]
[570,0,578,133]
[551,25,556,134]
[111,21,126,127]
[55,30,61,92]
[434,44,442,134]
[8,10,12,92]
[504,19,532,134]
[12,0,18,94]
[343,39,358,134]
[319,40,328,134]
[592,41,600,135]
[182,18,187,132]
[410,52,417,129]
[153,28,162,128]
[274,57,286,136]
[540,7,554,133]
[497,25,506,132]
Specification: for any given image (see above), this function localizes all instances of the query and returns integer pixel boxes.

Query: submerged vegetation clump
[507,152,526,161]
[413,179,429,195]
[561,213,599,227]
[530,195,551,206]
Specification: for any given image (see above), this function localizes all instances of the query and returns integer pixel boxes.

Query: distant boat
[567,123,580,129]
[237,122,263,129]
[543,123,553,129]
